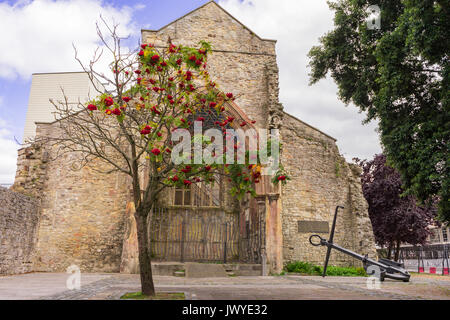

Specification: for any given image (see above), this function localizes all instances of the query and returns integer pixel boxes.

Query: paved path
[0,273,449,300]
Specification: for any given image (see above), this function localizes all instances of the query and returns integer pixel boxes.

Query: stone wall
[280,113,377,266]
[13,123,130,273]
[0,187,40,275]
[142,1,278,128]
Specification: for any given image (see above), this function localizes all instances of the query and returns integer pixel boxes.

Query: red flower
[204,165,211,171]
[150,105,160,115]
[151,148,161,156]
[176,58,182,65]
[161,61,167,67]
[168,95,173,100]
[183,179,192,186]
[244,177,250,182]
[137,77,142,84]
[135,70,141,74]
[149,79,156,84]
[140,128,150,135]
[169,44,177,53]
[189,55,196,61]
[171,175,179,182]
[168,77,174,82]
[152,87,159,92]
[277,175,286,181]
[123,96,131,102]
[87,104,97,111]
[226,93,233,99]
[181,165,192,173]
[141,44,147,49]
[196,117,205,122]
[138,50,144,56]
[198,48,206,54]
[157,132,162,137]
[166,148,172,153]
[195,59,202,66]
[251,120,256,124]
[104,97,114,107]
[112,108,121,116]
[240,121,246,127]
[209,102,217,108]
[151,54,160,61]
[226,116,235,123]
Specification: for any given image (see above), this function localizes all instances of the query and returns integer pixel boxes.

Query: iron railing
[148,208,262,263]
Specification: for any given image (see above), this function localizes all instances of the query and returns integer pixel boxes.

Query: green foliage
[335,161,341,178]
[308,0,449,221]
[284,261,367,277]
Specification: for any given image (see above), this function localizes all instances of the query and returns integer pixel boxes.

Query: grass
[284,261,367,277]
[120,292,185,300]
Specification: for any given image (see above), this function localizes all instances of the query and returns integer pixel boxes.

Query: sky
[0,0,382,184]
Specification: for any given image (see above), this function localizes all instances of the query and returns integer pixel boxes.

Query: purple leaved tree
[356,154,437,261]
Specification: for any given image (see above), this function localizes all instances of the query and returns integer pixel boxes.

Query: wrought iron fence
[377,244,450,274]
[148,208,262,263]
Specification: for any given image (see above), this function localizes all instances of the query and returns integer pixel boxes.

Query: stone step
[173,270,185,277]
[142,262,263,277]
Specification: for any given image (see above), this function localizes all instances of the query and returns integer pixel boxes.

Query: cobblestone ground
[0,273,448,300]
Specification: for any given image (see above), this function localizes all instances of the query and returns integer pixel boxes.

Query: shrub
[284,261,367,277]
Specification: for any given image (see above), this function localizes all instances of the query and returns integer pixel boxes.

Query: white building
[23,72,100,143]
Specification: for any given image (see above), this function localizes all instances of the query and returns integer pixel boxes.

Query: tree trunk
[387,242,393,260]
[135,210,155,296]
[394,240,401,262]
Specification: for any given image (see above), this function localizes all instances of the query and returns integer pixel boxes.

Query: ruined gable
[142,1,276,55]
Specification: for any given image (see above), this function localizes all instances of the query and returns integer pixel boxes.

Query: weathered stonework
[0,187,40,275]
[7,1,377,274]
[280,113,377,266]
[12,122,131,273]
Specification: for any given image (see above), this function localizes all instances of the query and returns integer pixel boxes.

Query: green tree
[308,0,449,221]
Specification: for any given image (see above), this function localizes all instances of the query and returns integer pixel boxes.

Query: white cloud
[0,0,146,184]
[0,116,19,184]
[0,0,141,80]
[219,0,382,161]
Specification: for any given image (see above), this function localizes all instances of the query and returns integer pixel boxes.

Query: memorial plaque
[298,220,329,233]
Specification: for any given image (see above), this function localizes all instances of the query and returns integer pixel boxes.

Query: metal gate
[148,208,262,263]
